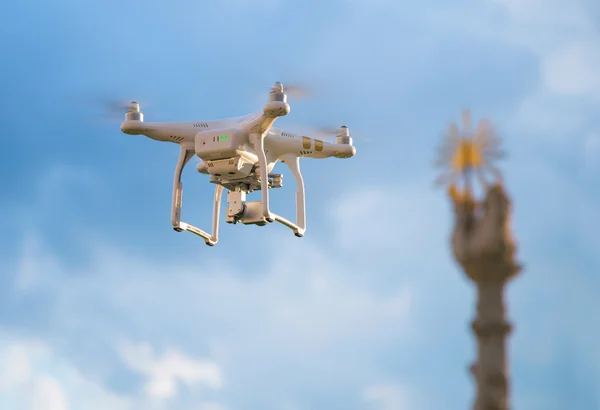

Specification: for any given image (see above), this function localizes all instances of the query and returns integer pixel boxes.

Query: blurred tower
[435,110,521,410]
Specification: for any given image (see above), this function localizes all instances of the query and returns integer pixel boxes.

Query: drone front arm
[171,145,223,246]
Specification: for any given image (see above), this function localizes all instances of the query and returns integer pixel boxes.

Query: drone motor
[335,126,352,145]
[125,101,143,122]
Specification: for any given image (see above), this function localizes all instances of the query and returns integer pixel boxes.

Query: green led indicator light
[219,135,228,141]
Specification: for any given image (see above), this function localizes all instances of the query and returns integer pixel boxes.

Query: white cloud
[117,340,223,401]
[489,0,589,27]
[11,232,415,358]
[506,90,589,137]
[18,164,108,221]
[197,403,228,410]
[0,344,32,388]
[0,339,132,410]
[14,235,64,292]
[6,162,599,409]
[363,384,409,410]
[484,0,600,134]
[31,376,69,410]
[540,41,600,96]
[331,183,448,255]
[3,181,426,409]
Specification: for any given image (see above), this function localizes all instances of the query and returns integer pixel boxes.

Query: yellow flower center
[452,140,482,171]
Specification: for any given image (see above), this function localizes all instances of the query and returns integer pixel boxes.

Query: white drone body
[120,82,356,246]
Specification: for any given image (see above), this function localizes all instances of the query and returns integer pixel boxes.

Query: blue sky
[0,0,598,409]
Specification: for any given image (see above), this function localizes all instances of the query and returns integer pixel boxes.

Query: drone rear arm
[171,146,223,246]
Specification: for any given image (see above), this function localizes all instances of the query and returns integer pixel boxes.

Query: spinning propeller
[271,82,310,100]
[77,94,154,125]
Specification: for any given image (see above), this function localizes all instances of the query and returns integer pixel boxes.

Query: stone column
[448,184,521,410]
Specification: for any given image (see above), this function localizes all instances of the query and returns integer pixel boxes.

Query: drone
[120,82,356,246]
